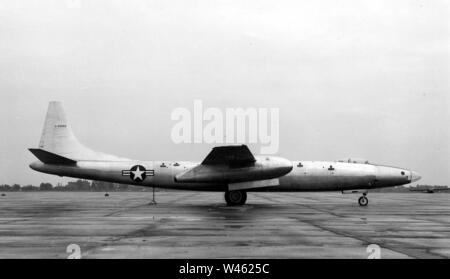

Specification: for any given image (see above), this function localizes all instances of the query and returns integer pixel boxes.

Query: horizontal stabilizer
[29,148,77,165]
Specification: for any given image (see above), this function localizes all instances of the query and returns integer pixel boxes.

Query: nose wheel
[358,194,368,206]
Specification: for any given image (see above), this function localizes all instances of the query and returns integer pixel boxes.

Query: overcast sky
[0,0,449,186]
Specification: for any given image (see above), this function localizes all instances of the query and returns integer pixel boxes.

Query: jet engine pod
[175,156,293,183]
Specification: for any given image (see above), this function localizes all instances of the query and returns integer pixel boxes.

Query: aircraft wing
[201,145,256,167]
[175,145,292,190]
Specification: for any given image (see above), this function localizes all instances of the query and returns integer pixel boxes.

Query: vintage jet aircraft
[29,102,421,206]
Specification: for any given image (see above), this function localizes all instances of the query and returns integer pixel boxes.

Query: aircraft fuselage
[30,159,416,192]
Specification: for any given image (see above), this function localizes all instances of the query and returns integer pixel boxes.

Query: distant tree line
[371,184,449,193]
[0,180,151,192]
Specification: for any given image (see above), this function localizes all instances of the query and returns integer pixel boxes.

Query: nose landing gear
[341,190,369,206]
[358,193,368,206]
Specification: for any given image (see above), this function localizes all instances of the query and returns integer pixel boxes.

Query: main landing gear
[358,193,368,206]
[224,190,247,206]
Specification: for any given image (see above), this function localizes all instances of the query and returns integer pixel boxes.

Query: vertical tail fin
[38,101,85,157]
[33,101,128,161]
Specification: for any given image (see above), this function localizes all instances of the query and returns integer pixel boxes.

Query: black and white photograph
[0,0,449,265]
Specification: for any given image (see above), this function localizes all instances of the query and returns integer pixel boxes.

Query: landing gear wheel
[358,196,368,206]
[224,190,247,206]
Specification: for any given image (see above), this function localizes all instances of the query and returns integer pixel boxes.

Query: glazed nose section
[411,171,421,182]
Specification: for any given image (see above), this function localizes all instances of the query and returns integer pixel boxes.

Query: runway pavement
[0,191,449,258]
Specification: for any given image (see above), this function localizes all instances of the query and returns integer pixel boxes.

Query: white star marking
[132,166,145,181]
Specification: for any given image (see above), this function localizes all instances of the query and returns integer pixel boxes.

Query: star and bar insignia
[122,165,154,182]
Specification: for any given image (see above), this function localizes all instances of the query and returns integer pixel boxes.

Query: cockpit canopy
[337,158,370,164]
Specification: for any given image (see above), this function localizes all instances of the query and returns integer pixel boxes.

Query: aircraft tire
[225,190,247,206]
[358,196,368,206]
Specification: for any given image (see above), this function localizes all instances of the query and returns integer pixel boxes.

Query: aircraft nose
[411,171,421,182]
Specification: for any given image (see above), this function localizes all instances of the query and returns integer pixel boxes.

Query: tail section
[37,101,87,158]
[30,102,129,162]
